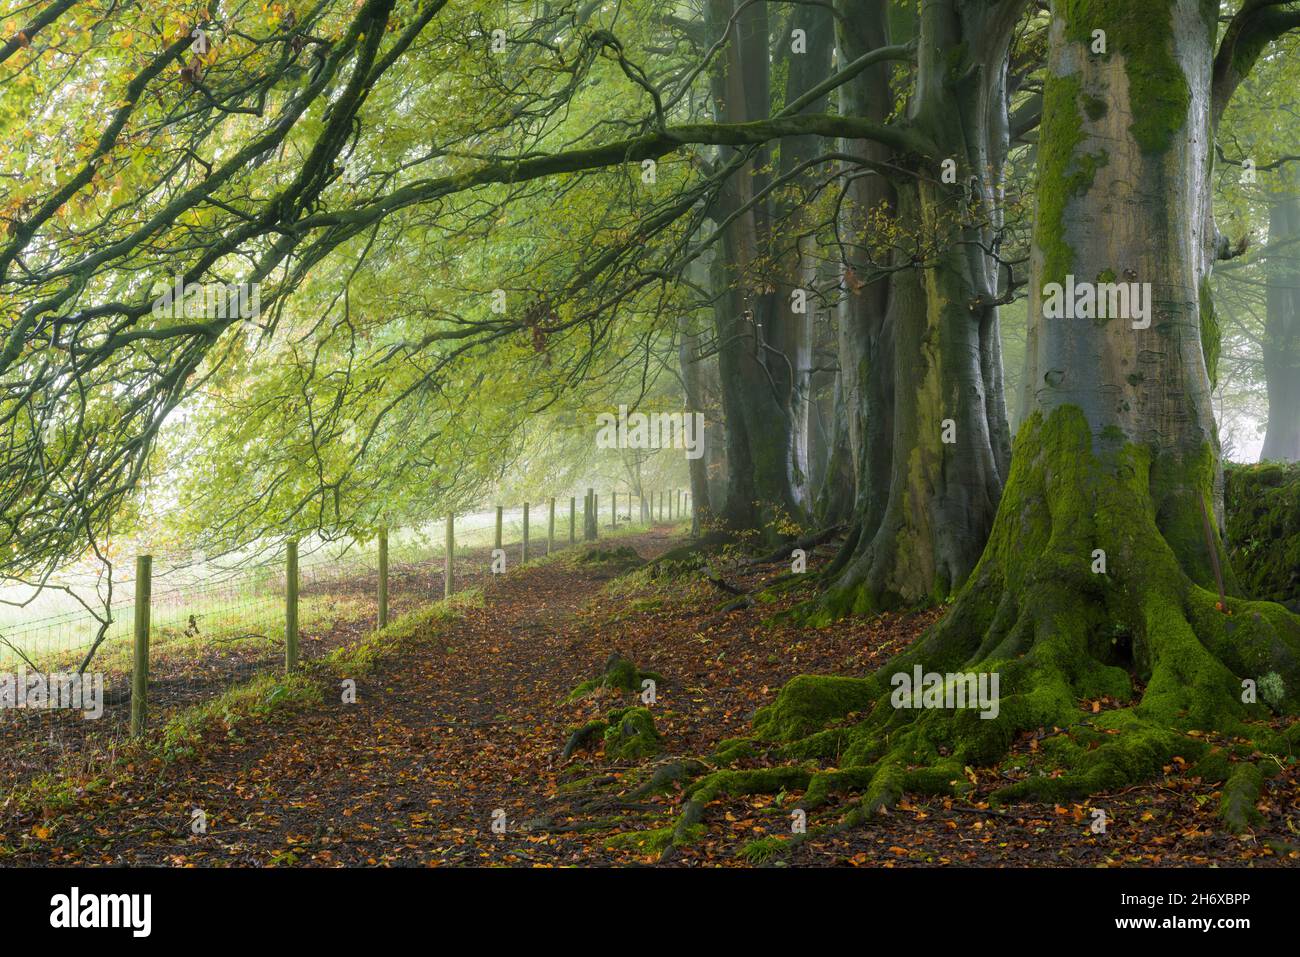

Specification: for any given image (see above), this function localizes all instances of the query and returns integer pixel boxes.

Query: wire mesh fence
[0,493,688,793]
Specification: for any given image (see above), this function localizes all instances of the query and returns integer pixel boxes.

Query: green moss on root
[752,675,880,742]
[669,406,1300,839]
[1218,761,1265,833]
[602,706,662,761]
[712,737,758,765]
[562,706,663,762]
[604,823,703,854]
[566,653,662,702]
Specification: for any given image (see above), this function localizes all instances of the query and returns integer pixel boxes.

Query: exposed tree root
[627,758,711,800]
[669,766,812,858]
[565,653,661,702]
[644,532,734,573]
[561,706,661,761]
[745,524,846,567]
[703,565,745,595]
[1218,762,1266,833]
[666,408,1300,844]
[718,595,753,613]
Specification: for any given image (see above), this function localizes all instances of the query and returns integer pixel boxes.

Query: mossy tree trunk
[1024,0,1234,588]
[866,0,1300,799]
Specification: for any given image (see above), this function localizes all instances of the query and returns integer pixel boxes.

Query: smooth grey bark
[811,0,898,578]
[771,4,836,510]
[701,0,836,535]
[1023,0,1231,590]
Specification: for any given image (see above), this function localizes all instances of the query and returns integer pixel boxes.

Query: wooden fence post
[378,527,389,629]
[285,539,299,672]
[569,496,576,544]
[445,513,454,598]
[130,555,151,737]
[523,501,530,563]
[548,497,555,554]
[495,505,503,552]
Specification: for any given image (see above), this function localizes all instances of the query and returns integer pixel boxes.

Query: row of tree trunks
[804,0,1019,620]
[678,0,1018,615]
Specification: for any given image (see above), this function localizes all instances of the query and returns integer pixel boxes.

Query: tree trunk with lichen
[674,0,1300,847]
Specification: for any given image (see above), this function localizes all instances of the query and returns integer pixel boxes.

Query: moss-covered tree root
[672,407,1300,842]
[562,706,662,762]
[565,653,662,702]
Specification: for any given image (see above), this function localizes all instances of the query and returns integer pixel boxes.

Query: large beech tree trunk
[813,0,898,560]
[875,0,1300,797]
[771,5,836,511]
[1022,0,1233,591]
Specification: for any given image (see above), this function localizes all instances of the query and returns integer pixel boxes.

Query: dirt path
[0,530,577,799]
[4,529,684,865]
